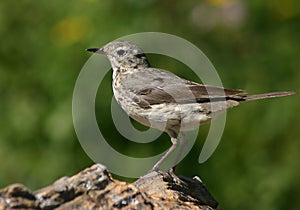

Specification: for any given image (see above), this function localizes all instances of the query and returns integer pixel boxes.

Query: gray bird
[87,41,295,174]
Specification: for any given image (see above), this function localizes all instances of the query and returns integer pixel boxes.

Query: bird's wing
[134,83,246,107]
[125,69,247,107]
[186,81,247,101]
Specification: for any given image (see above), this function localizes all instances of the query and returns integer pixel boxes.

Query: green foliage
[0,0,299,209]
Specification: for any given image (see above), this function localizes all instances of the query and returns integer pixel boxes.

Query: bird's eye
[117,49,125,56]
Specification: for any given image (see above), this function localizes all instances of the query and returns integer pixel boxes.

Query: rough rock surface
[0,164,218,209]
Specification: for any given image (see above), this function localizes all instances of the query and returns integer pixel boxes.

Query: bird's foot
[145,166,160,175]
[167,167,181,183]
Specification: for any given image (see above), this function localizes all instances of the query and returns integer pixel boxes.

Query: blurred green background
[0,0,299,209]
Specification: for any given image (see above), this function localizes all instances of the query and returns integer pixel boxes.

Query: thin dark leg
[167,133,187,181]
[171,133,187,170]
[151,137,179,171]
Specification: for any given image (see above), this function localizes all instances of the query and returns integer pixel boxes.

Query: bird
[86,40,295,175]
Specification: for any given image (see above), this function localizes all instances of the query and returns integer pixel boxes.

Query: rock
[0,183,38,209]
[0,164,218,209]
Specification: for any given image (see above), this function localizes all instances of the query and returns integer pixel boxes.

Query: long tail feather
[244,91,296,101]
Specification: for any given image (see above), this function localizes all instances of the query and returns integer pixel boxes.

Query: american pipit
[87,41,295,174]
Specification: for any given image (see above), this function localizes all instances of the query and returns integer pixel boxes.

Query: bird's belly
[124,102,212,132]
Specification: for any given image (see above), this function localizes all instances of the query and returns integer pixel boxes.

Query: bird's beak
[86,47,106,55]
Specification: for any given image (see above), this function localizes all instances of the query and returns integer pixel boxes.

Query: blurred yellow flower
[52,16,91,45]
[206,0,235,6]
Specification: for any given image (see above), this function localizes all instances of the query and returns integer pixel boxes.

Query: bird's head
[87,41,150,70]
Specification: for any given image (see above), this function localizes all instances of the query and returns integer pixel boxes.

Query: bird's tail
[244,91,296,101]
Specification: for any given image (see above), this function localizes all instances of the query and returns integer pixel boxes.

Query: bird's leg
[151,136,179,171]
[167,133,187,182]
[168,132,187,174]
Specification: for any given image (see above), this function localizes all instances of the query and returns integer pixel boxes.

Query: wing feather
[123,68,247,106]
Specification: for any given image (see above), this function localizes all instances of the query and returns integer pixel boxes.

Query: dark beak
[86,47,105,55]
